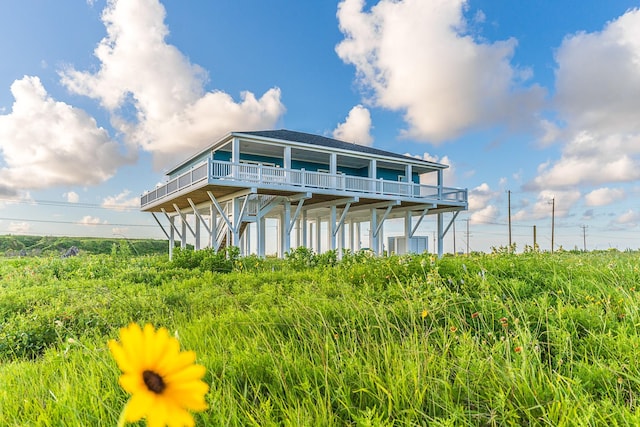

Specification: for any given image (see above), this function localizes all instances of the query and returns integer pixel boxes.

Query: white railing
[141,159,468,207]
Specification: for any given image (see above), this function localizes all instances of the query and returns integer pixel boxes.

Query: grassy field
[1,247,639,426]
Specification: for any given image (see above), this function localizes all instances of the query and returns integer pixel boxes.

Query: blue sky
[1,0,639,253]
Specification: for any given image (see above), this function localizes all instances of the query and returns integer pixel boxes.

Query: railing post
[301,168,305,188]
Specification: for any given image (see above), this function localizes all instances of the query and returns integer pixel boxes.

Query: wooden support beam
[173,204,196,238]
[161,208,182,240]
[373,203,395,237]
[187,198,212,235]
[441,210,460,239]
[287,197,307,234]
[332,201,353,236]
[151,213,170,240]
[306,196,358,210]
[207,191,233,230]
[410,206,432,237]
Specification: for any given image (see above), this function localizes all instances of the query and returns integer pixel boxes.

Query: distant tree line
[0,235,168,257]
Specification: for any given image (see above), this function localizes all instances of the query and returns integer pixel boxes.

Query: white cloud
[467,182,500,224]
[333,105,373,146]
[0,76,131,191]
[616,209,639,227]
[513,189,581,221]
[60,0,285,168]
[584,187,625,207]
[111,227,130,235]
[470,205,499,225]
[8,221,30,234]
[527,132,640,190]
[79,215,107,226]
[102,189,139,211]
[64,191,80,203]
[335,0,544,142]
[529,9,640,190]
[468,183,497,211]
[418,152,456,186]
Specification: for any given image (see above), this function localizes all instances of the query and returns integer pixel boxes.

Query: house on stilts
[140,129,468,258]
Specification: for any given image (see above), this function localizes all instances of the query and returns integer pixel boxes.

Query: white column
[209,203,217,249]
[354,221,361,251]
[369,159,377,192]
[232,138,240,163]
[257,215,266,257]
[348,219,355,251]
[232,197,241,248]
[195,213,201,250]
[404,211,412,255]
[284,146,291,169]
[370,209,378,255]
[379,220,385,255]
[330,206,337,251]
[316,217,322,253]
[437,213,444,258]
[180,215,187,249]
[169,216,175,260]
[281,201,291,256]
[301,210,308,249]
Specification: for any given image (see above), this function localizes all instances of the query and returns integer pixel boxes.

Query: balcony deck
[140,159,467,212]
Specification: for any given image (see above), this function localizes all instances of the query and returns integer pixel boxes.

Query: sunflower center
[142,370,166,394]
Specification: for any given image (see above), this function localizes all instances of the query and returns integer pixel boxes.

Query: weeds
[0,249,639,425]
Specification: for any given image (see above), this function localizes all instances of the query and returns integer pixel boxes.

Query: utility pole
[533,225,537,250]
[466,219,470,256]
[581,225,588,251]
[508,190,512,253]
[550,197,555,253]
[452,218,456,255]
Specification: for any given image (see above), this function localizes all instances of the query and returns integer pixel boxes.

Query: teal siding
[169,151,211,179]
[338,166,368,177]
[291,159,330,172]
[213,151,231,162]
[377,167,404,181]
[239,153,283,167]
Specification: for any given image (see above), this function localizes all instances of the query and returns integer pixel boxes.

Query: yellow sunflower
[108,323,209,427]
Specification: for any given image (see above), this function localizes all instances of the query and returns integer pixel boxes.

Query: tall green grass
[1,249,639,425]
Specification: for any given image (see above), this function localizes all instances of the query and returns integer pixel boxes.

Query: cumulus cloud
[584,187,625,207]
[79,215,107,226]
[102,189,139,211]
[528,9,640,190]
[468,183,500,224]
[64,191,80,203]
[418,152,456,186]
[8,221,30,234]
[60,0,285,168]
[0,76,131,192]
[615,209,639,227]
[335,0,544,142]
[471,205,499,225]
[513,190,581,221]
[333,105,373,146]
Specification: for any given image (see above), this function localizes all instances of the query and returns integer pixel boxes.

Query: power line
[0,197,140,212]
[0,216,156,228]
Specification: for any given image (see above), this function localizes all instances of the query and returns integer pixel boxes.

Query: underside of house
[140,130,468,258]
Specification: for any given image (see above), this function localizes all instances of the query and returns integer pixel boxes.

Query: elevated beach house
[140,130,468,258]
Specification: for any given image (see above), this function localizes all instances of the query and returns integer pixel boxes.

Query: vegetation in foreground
[1,247,640,425]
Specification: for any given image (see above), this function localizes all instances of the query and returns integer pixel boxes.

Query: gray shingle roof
[237,129,440,166]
